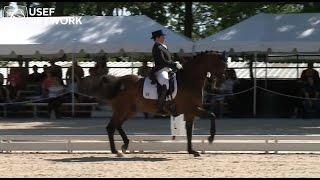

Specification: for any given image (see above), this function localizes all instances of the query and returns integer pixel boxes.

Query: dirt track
[1,153,319,178]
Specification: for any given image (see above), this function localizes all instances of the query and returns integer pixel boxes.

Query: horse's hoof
[188,150,200,157]
[116,152,124,157]
[193,152,201,157]
[121,144,128,154]
[208,136,215,144]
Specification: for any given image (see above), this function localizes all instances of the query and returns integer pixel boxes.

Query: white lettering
[27,7,56,16]
[36,8,42,16]
[69,17,75,24]
[49,8,55,16]
[60,18,68,25]
[76,17,82,25]
[51,18,61,25]
[42,8,49,16]
[28,8,36,16]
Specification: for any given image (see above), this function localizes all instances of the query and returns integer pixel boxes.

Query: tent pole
[265,57,267,88]
[254,53,257,117]
[296,63,299,79]
[72,40,75,118]
[131,59,134,75]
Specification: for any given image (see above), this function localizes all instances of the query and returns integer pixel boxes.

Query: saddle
[149,68,175,96]
[143,68,177,100]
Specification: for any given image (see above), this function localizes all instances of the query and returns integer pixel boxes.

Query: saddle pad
[143,77,177,100]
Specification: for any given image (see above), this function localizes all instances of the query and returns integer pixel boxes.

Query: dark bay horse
[82,51,227,157]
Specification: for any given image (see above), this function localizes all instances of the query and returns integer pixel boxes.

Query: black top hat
[151,30,166,39]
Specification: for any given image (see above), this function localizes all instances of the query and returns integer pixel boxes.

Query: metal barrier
[1,135,320,154]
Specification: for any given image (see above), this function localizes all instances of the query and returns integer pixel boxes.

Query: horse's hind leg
[117,112,135,153]
[117,126,129,153]
[106,120,118,154]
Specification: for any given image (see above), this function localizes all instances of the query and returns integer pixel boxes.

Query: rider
[151,30,183,114]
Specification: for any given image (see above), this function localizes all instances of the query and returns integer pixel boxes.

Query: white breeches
[155,67,171,90]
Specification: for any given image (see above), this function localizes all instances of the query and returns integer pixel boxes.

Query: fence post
[33,105,37,118]
[3,105,7,118]
[0,136,3,153]
[265,139,269,154]
[201,139,205,154]
[67,139,72,154]
[139,138,143,153]
[274,139,278,154]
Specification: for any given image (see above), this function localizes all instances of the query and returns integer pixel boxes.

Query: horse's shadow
[46,156,171,163]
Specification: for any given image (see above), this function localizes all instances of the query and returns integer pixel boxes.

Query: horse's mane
[180,50,221,69]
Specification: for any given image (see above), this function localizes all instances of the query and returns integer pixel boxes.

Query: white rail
[1,135,320,153]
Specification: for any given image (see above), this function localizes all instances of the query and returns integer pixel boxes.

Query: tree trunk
[184,2,193,38]
[26,2,32,8]
[54,2,64,16]
[97,2,103,16]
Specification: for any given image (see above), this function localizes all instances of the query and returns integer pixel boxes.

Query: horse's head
[213,51,228,87]
[192,51,227,88]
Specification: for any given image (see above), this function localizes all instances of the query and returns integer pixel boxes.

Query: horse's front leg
[195,107,216,144]
[185,114,200,157]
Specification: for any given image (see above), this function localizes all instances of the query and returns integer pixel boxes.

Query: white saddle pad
[143,77,177,100]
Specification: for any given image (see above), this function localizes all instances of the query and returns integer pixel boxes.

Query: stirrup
[166,102,179,117]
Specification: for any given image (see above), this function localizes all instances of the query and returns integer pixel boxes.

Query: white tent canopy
[195,13,320,53]
[0,15,194,56]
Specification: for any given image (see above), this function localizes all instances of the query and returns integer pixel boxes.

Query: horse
[80,51,227,157]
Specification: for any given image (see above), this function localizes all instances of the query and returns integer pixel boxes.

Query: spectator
[95,56,109,77]
[41,71,64,98]
[7,67,25,100]
[0,73,11,103]
[138,60,151,118]
[77,67,98,103]
[291,79,305,118]
[300,62,319,84]
[17,56,29,78]
[49,59,63,85]
[66,61,84,82]
[302,77,320,117]
[65,60,82,98]
[215,68,239,118]
[28,65,42,83]
[41,70,66,119]
[138,60,151,78]
[88,67,97,78]
[41,65,49,81]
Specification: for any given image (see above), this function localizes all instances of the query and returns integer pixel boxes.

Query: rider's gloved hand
[175,63,183,70]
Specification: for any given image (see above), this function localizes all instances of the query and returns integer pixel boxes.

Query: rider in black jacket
[151,30,182,114]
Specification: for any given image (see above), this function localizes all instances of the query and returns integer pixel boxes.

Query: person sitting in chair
[151,30,183,115]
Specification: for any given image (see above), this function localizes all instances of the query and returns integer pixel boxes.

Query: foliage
[7,2,320,40]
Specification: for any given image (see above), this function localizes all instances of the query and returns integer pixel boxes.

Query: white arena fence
[1,135,320,154]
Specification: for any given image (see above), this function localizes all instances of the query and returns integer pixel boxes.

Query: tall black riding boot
[157,85,168,114]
